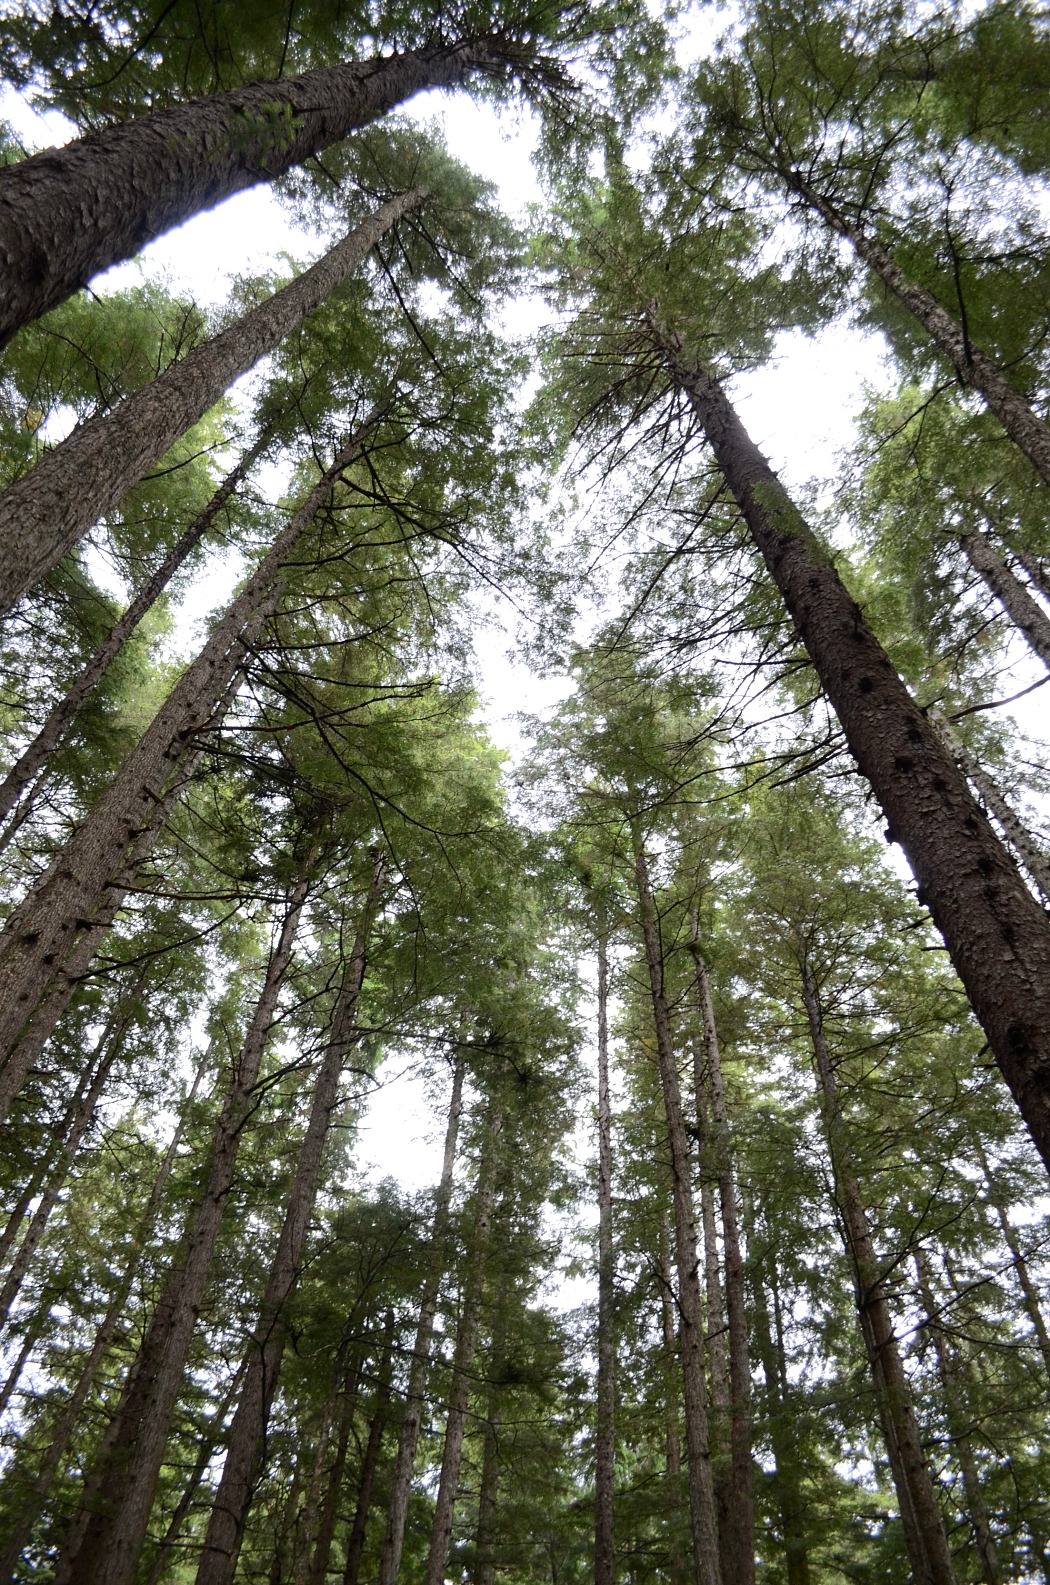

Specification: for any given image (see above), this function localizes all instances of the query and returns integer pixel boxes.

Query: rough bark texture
[193,851,386,1585]
[0,437,263,833]
[689,935,754,1585]
[0,41,512,346]
[341,1314,395,1585]
[595,910,616,1585]
[914,1249,1002,1585]
[0,195,416,615]
[424,1113,501,1585]
[377,1048,466,1585]
[800,955,957,1585]
[961,530,1050,673]
[785,176,1050,488]
[632,828,723,1585]
[651,319,1050,1174]
[0,421,374,1114]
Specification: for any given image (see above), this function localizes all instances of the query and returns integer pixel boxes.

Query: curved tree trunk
[0,195,418,615]
[0,39,513,347]
[632,826,723,1585]
[594,908,616,1585]
[0,418,377,1115]
[193,850,386,1585]
[648,317,1050,1175]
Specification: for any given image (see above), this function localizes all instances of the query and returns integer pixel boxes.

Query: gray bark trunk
[785,176,1050,488]
[193,850,386,1585]
[632,826,723,1585]
[960,530,1050,673]
[0,194,418,615]
[340,1313,395,1585]
[53,877,309,1585]
[649,317,1050,1175]
[595,909,616,1585]
[0,435,265,834]
[377,1046,466,1585]
[799,954,956,1585]
[0,419,375,1115]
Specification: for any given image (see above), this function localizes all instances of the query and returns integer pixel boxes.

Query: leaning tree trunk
[914,1249,1003,1585]
[0,419,376,1117]
[594,906,616,1585]
[689,918,754,1585]
[339,1313,396,1585]
[0,37,518,348]
[781,174,1050,489]
[53,874,311,1585]
[647,316,1050,1175]
[0,194,418,615]
[959,530,1050,673]
[424,1111,502,1585]
[1011,544,1050,605]
[632,825,723,1585]
[193,850,386,1585]
[798,953,957,1585]
[377,1046,467,1585]
[0,432,267,834]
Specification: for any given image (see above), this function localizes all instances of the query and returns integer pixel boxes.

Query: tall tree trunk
[798,952,957,1585]
[0,1314,45,1419]
[689,921,754,1585]
[193,850,386,1585]
[0,1055,207,1579]
[594,906,616,1585]
[659,1212,690,1585]
[424,1112,502,1585]
[1011,544,1050,606]
[974,1142,1050,1378]
[339,1313,396,1585]
[914,1249,1002,1585]
[748,1227,810,1585]
[0,196,417,615]
[959,531,1050,673]
[780,175,1050,488]
[631,825,722,1585]
[141,1369,246,1585]
[0,418,376,1115]
[53,873,310,1585]
[294,1354,358,1585]
[377,1046,467,1585]
[648,316,1050,1175]
[474,1401,502,1585]
[0,434,266,835]
[0,39,518,348]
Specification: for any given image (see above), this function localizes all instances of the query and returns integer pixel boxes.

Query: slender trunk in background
[799,953,956,1585]
[632,826,722,1585]
[960,531,1050,673]
[0,1057,207,1579]
[0,1313,45,1419]
[473,1319,505,1585]
[54,875,310,1585]
[929,710,1050,908]
[194,851,386,1585]
[781,175,1050,487]
[294,1353,358,1585]
[0,433,266,835]
[302,1347,361,1585]
[649,317,1050,1174]
[594,906,616,1585]
[378,1047,467,1585]
[659,1213,690,1585]
[142,1369,245,1585]
[0,196,416,616]
[696,1167,731,1552]
[0,419,375,1114]
[973,1141,1050,1377]
[688,923,754,1585]
[1012,544,1050,605]
[914,1249,1002,1585]
[0,38,517,346]
[748,1232,810,1585]
[338,1313,395,1585]
[424,1112,502,1585]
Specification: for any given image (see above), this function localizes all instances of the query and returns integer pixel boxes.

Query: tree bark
[974,1142,1050,1378]
[1011,544,1050,606]
[53,874,310,1585]
[377,1046,466,1585]
[594,907,616,1585]
[193,849,386,1585]
[0,418,376,1115]
[914,1249,1002,1585]
[688,930,754,1585]
[960,530,1050,674]
[632,825,723,1585]
[474,1401,502,1585]
[424,1112,502,1585]
[339,1312,395,1585]
[748,1230,810,1585]
[798,953,957,1585]
[659,1212,690,1585]
[649,317,1050,1175]
[782,175,1050,488]
[0,194,418,615]
[141,1369,245,1585]
[0,37,528,347]
[0,434,265,835]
